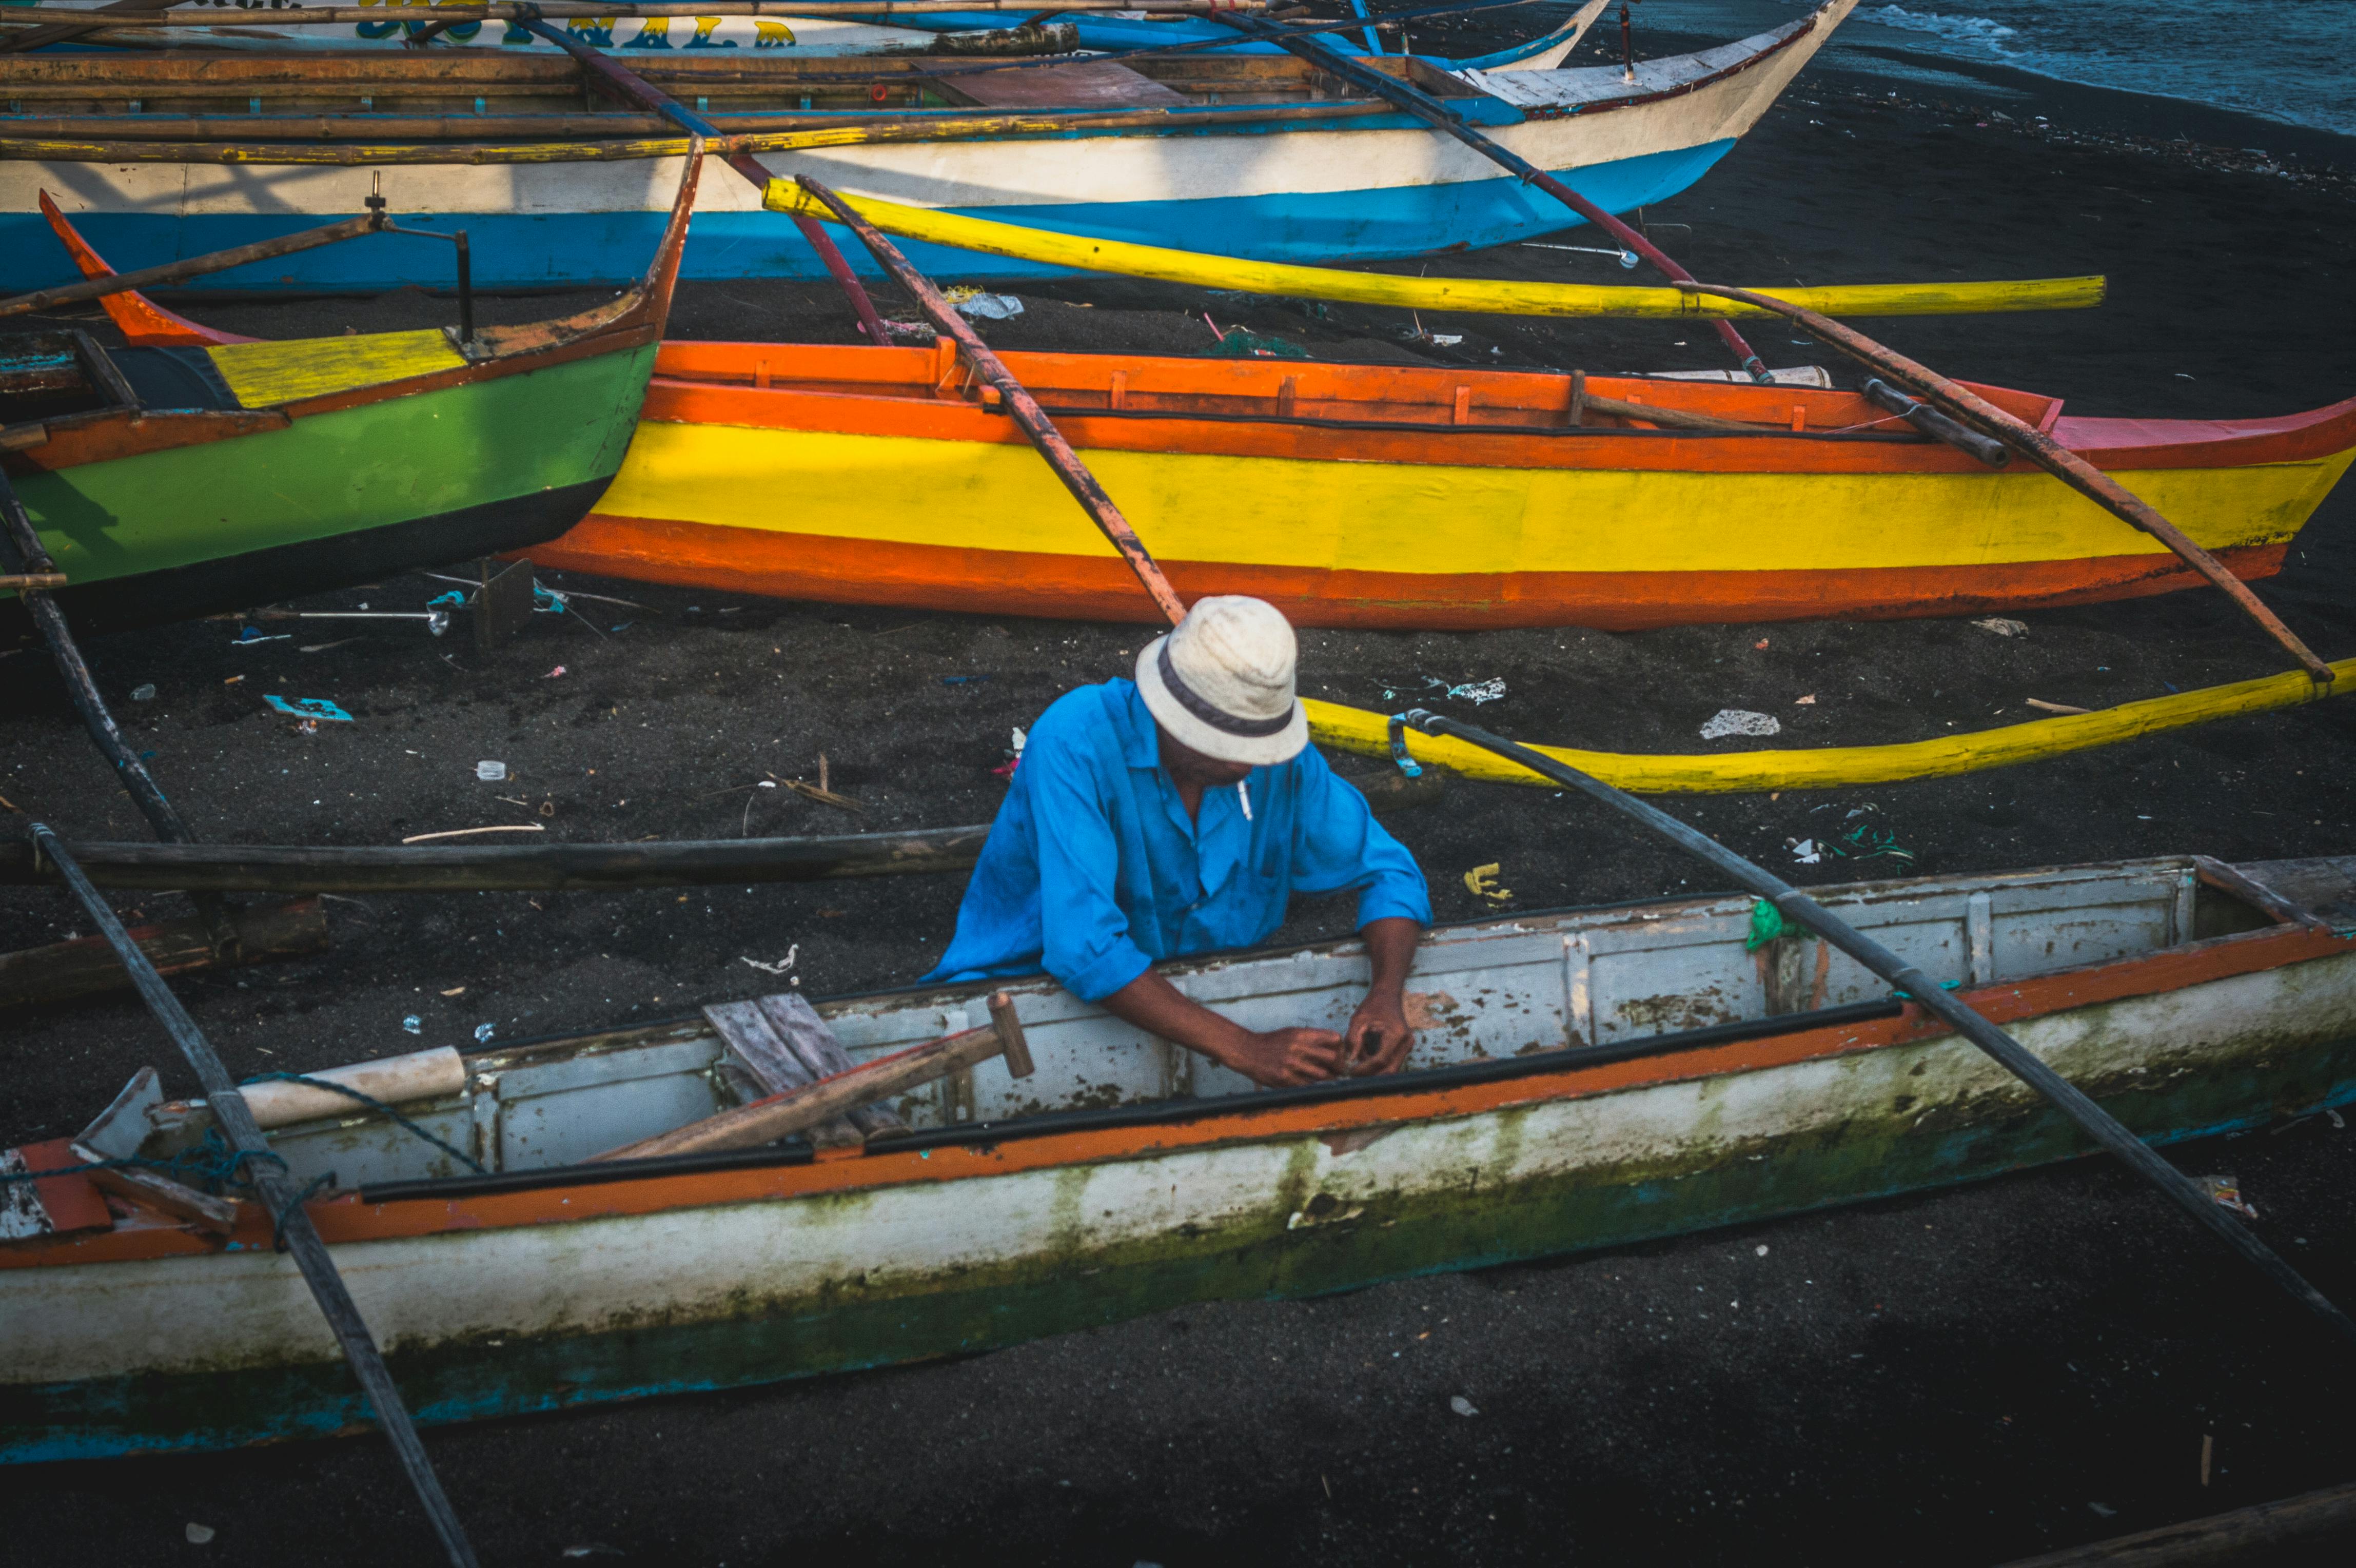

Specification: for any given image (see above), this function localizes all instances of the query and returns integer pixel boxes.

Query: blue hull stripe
[2,142,1733,293]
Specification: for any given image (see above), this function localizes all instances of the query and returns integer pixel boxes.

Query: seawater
[1625,0,2356,137]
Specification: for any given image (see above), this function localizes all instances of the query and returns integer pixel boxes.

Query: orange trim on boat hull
[537,512,2291,631]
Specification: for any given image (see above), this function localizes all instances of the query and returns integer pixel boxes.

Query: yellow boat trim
[761,184,2106,321]
[601,424,2328,573]
[1306,660,2354,794]
[205,329,466,409]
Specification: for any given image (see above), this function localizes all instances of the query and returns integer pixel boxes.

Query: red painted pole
[796,175,1189,628]
[518,16,891,346]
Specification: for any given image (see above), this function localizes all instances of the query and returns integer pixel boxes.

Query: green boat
[0,148,699,645]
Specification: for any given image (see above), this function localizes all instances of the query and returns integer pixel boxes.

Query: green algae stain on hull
[12,1020,2356,1464]
[11,344,655,591]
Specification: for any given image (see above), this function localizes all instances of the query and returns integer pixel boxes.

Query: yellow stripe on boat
[205,329,466,408]
[761,184,2106,320]
[1306,660,2356,794]
[597,424,2323,574]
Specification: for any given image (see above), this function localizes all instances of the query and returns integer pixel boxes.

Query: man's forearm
[1097,968,1253,1064]
[1361,916,1421,999]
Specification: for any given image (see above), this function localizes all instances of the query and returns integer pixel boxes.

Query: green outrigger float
[0,148,699,645]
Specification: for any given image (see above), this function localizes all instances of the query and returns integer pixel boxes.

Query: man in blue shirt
[924,597,1431,1088]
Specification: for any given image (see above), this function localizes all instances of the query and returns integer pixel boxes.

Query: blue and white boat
[0,1,1856,291]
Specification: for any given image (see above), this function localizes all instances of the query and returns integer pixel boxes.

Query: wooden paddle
[593,992,1033,1160]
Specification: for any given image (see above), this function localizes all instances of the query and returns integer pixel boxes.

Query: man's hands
[1096,917,1426,1091]
[1344,988,1415,1077]
[1223,1026,1347,1088]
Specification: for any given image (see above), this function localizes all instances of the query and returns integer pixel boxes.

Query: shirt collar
[1111,679,1162,771]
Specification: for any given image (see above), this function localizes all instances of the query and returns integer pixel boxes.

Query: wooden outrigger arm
[1213,12,2331,681]
[794,175,1190,625]
[1684,283,2336,683]
[513,9,891,346]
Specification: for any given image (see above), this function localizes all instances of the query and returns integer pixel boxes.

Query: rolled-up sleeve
[1286,757,1432,930]
[1028,737,1157,1003]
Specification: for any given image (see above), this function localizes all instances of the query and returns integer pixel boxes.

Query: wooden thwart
[594,992,1033,1161]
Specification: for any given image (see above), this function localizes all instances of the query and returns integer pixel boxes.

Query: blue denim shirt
[921,679,1431,1002]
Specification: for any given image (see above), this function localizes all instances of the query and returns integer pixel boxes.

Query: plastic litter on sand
[1972,617,2030,637]
[474,1023,496,1045]
[185,1523,216,1545]
[263,695,354,722]
[2200,1175,2259,1219]
[942,287,1024,320]
[402,1014,422,1035]
[130,683,156,702]
[1700,709,1781,739]
[477,760,508,782]
[1450,1395,1480,1417]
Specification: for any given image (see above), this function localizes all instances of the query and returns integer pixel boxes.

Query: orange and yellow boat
[536,341,2356,630]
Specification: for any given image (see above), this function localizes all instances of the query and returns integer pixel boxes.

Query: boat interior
[0,50,1486,135]
[651,341,2068,441]
[65,855,2345,1206]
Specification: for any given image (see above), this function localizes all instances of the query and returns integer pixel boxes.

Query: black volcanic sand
[5,27,2356,1567]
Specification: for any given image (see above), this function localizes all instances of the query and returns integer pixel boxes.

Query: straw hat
[1134,596,1309,767]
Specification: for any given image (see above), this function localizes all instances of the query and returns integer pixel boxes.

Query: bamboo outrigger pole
[793,174,1190,624]
[0,210,384,320]
[1215,12,2333,681]
[1681,283,2336,682]
[1216,10,1776,381]
[513,9,892,346]
[26,828,482,1567]
[1396,710,2356,1350]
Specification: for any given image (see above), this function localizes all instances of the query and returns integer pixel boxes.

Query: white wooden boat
[8,849,2351,1460]
[0,2,1855,290]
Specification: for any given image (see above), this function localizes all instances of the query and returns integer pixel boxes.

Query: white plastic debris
[1428,333,1465,346]
[740,944,799,977]
[1011,726,1028,755]
[402,1014,422,1035]
[1700,709,1781,739]
[1788,838,1822,866]
[473,1023,496,1045]
[1971,617,2029,637]
[130,683,157,702]
[476,760,508,782]
[1755,1244,1770,1256]
[186,1523,216,1545]
[1449,1395,1479,1417]
[1447,678,1507,704]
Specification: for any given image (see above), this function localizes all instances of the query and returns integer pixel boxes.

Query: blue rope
[238,1073,487,1176]
[1,1128,280,1192]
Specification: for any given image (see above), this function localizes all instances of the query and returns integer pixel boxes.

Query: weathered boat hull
[0,6,1848,289]
[5,858,2353,1460]
[541,343,2356,630]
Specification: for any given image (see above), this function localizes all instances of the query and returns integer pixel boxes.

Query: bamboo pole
[1682,282,2336,681]
[1397,711,2356,1350]
[0,827,993,893]
[0,211,380,319]
[759,158,2106,322]
[29,826,482,1567]
[797,171,1190,624]
[1215,11,1776,380]
[513,15,889,345]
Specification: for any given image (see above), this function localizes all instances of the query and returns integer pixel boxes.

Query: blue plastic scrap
[263,695,354,722]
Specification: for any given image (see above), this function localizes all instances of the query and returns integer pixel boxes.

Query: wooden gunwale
[11,915,2344,1270]
[632,347,2356,476]
[0,25,1791,164]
